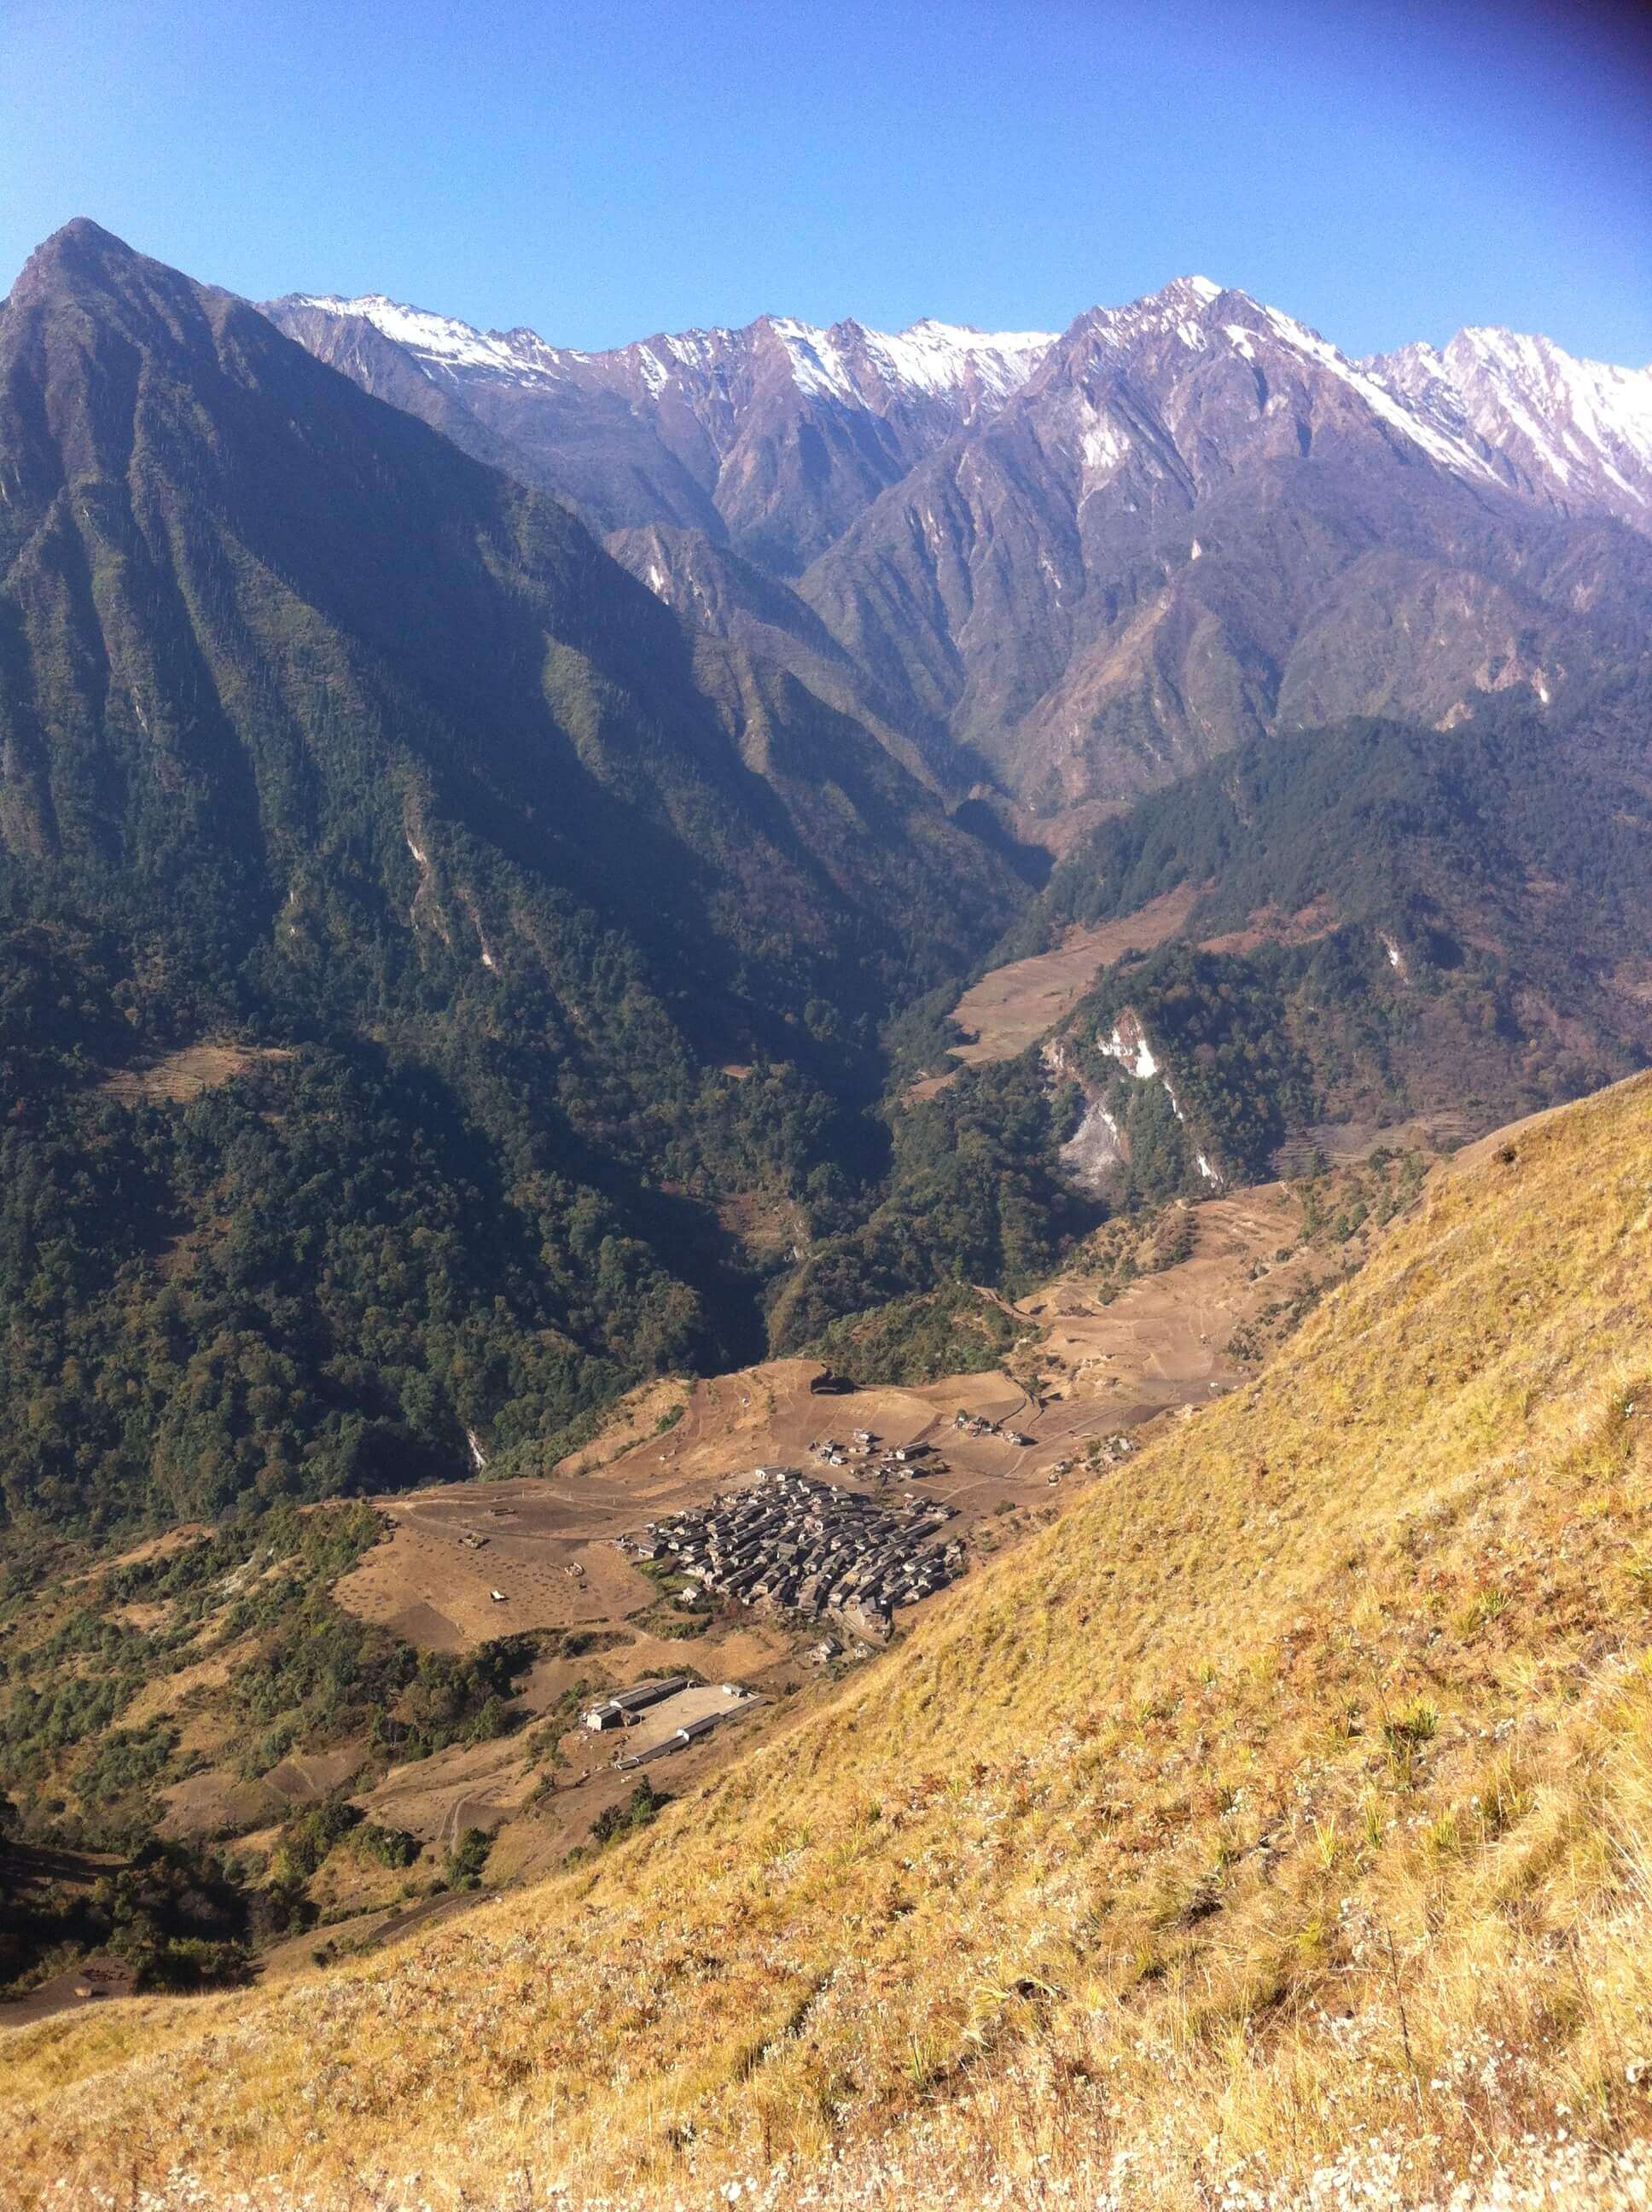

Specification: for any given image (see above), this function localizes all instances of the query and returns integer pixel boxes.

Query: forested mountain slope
[973,680,1652,1199]
[9,1068,1652,2212]
[0,220,1017,1530]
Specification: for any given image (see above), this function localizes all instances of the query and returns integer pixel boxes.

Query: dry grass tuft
[7,1074,1652,2211]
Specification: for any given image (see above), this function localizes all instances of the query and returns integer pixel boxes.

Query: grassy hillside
[5,1074,1652,2209]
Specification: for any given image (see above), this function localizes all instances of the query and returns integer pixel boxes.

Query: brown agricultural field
[96,1042,293,1104]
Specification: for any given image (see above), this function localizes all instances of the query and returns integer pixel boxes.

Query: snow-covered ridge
[780,317,1056,403]
[1250,303,1501,480]
[1367,326,1652,517]
[281,293,580,381]
[279,292,1056,405]
[276,278,1652,529]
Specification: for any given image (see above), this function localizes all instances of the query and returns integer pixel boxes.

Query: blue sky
[3,0,1648,363]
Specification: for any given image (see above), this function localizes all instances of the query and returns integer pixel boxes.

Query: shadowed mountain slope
[0,221,1018,1528]
[0,220,1011,985]
[6,1069,1652,2209]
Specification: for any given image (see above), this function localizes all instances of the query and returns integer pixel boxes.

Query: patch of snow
[1103,1022,1160,1081]
[769,317,858,403]
[406,835,428,865]
[633,345,669,398]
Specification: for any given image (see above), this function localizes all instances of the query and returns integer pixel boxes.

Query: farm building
[583,1677,692,1732]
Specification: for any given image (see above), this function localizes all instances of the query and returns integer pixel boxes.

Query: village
[622,1460,968,1644]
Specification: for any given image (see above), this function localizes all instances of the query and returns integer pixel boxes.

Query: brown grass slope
[8,1075,1652,2209]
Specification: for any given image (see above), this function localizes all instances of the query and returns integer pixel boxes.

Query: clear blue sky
[3,0,1649,363]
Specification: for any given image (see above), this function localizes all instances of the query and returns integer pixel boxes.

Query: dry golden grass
[7,1074,1652,2211]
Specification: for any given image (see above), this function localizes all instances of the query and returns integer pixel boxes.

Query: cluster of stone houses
[625,1466,964,1640]
[809,1427,943,1481]
[955,1411,1033,1446]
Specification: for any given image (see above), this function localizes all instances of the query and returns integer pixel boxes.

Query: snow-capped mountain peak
[1064,278,1501,482]
[1367,325,1652,524]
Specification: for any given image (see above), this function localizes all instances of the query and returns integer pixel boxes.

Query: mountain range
[270,273,1652,824]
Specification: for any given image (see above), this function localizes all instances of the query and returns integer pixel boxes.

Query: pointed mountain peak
[1064,273,1245,364]
[3,218,266,377]
[12,218,141,299]
[32,216,137,265]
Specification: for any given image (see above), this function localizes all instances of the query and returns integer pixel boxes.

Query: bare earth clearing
[907,884,1198,1099]
[96,1042,293,1104]
[1017,1182,1317,1430]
